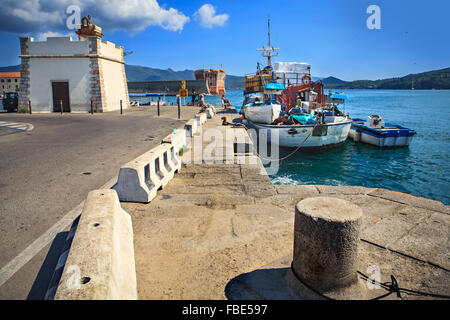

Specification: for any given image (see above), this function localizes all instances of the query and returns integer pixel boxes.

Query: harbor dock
[52,106,449,300]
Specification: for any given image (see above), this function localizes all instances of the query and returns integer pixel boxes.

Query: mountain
[125,64,245,90]
[0,65,21,72]
[125,65,195,81]
[2,63,448,90]
[226,75,244,90]
[322,76,347,85]
[323,68,450,89]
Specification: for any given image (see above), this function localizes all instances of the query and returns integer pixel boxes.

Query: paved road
[0,106,199,299]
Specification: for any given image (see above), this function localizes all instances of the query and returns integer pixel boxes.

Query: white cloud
[194,4,229,29]
[0,0,190,35]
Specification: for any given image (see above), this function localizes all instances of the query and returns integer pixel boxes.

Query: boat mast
[257,18,279,67]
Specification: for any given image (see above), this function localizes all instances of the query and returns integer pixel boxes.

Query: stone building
[194,69,226,95]
[19,16,129,113]
[0,72,20,96]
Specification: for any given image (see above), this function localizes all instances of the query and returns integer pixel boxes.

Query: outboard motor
[366,115,385,128]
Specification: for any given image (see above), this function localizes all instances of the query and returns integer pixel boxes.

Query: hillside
[125,65,245,90]
[323,68,450,89]
[322,76,347,85]
[0,65,21,72]
[2,64,448,90]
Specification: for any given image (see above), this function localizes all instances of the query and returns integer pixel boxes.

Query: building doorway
[52,81,70,112]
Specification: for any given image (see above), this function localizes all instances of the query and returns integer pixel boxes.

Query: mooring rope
[290,263,450,300]
[229,121,319,163]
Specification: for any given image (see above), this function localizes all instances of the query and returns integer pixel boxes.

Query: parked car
[2,92,19,112]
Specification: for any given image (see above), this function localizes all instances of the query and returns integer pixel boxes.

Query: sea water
[129,89,449,204]
[224,89,450,205]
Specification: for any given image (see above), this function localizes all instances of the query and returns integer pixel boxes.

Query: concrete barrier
[165,143,182,173]
[195,113,207,126]
[206,107,215,119]
[143,144,175,187]
[54,189,137,300]
[112,159,160,203]
[161,128,187,153]
[185,119,198,137]
[113,142,182,203]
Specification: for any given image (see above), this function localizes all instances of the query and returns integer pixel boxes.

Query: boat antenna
[256,17,279,67]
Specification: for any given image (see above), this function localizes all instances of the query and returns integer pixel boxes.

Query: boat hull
[349,121,416,147]
[243,104,281,124]
[246,117,352,149]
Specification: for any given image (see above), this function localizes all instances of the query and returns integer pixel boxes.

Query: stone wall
[97,40,129,112]
[18,37,31,111]
[88,37,106,112]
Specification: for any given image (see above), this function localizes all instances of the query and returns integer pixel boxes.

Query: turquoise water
[222,89,450,205]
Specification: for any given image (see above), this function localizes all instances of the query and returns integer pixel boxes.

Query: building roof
[0,72,20,78]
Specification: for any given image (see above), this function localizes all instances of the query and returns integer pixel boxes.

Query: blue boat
[348,115,416,147]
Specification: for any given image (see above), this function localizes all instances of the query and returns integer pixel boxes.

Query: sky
[0,0,449,80]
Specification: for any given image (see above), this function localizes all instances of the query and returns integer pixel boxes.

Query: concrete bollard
[287,197,367,300]
[54,189,137,300]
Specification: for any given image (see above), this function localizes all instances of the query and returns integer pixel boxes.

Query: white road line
[0,122,34,132]
[0,176,117,288]
[7,125,26,130]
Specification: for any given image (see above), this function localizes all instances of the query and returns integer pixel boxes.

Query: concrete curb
[54,189,137,300]
[44,216,80,300]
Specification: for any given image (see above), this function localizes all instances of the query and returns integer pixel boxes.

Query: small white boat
[246,115,352,149]
[349,115,416,147]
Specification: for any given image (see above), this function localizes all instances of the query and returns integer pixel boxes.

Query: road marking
[0,122,34,136]
[0,176,117,288]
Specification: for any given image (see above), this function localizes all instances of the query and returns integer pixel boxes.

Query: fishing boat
[244,84,352,149]
[242,19,284,124]
[247,62,352,149]
[241,19,352,149]
[348,115,416,147]
[242,73,284,124]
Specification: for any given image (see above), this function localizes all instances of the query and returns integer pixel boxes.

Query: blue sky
[0,0,448,80]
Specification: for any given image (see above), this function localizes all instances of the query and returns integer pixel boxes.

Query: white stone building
[19,17,129,113]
